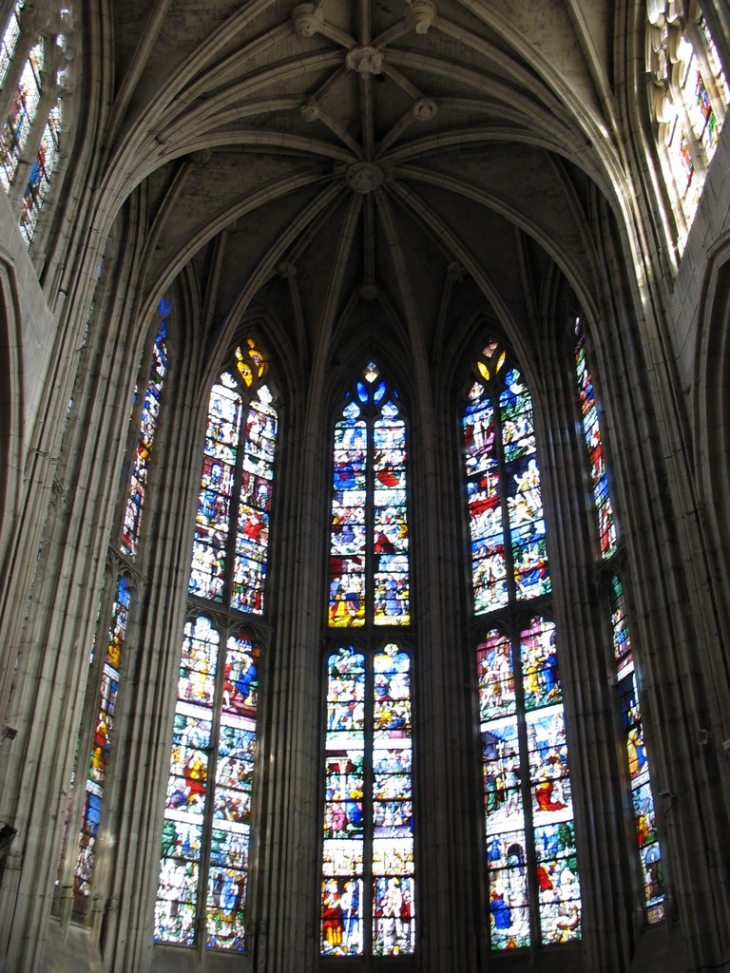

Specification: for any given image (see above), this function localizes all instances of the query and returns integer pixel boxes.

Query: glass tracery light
[329,362,409,628]
[321,643,415,956]
[0,1,23,86]
[154,618,260,952]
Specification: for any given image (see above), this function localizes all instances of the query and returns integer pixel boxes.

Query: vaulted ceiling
[102,0,632,365]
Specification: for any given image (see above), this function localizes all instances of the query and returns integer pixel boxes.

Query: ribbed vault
[99,0,627,364]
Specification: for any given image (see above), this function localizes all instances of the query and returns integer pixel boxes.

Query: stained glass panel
[189,379,242,602]
[121,309,169,558]
[610,576,665,923]
[575,321,616,558]
[73,575,131,917]
[478,617,581,950]
[321,644,414,957]
[329,364,409,628]
[322,647,366,955]
[156,620,261,951]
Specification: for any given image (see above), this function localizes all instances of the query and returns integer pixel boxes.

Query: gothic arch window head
[154,338,277,953]
[462,338,582,950]
[67,300,172,919]
[572,319,665,924]
[328,360,409,629]
[647,0,730,240]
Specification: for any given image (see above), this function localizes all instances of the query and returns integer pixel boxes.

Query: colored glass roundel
[329,363,409,627]
[189,343,276,615]
[155,618,260,952]
[321,644,414,956]
[479,619,581,949]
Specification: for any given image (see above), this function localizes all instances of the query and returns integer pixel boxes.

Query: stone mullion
[0,246,146,973]
[591,214,730,968]
[534,326,636,973]
[0,15,40,126]
[255,375,322,973]
[7,58,58,209]
[99,342,204,973]
[414,374,481,973]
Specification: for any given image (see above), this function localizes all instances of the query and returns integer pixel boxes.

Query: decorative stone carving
[277,262,297,279]
[300,97,320,122]
[345,46,385,75]
[411,98,438,121]
[405,0,437,35]
[359,284,380,301]
[447,261,467,282]
[292,3,324,38]
[191,148,212,168]
[346,162,384,194]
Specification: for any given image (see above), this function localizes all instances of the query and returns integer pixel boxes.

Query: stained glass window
[610,577,665,923]
[154,339,275,952]
[73,575,131,918]
[154,618,260,952]
[189,340,276,615]
[0,2,23,86]
[321,643,415,957]
[573,319,664,924]
[329,362,409,628]
[574,321,616,558]
[647,4,730,232]
[464,339,581,951]
[121,301,170,559]
[463,342,550,613]
[0,36,42,191]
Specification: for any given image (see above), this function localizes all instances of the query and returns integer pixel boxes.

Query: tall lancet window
[70,300,170,919]
[321,362,415,957]
[573,320,664,923]
[154,339,275,953]
[463,340,581,950]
